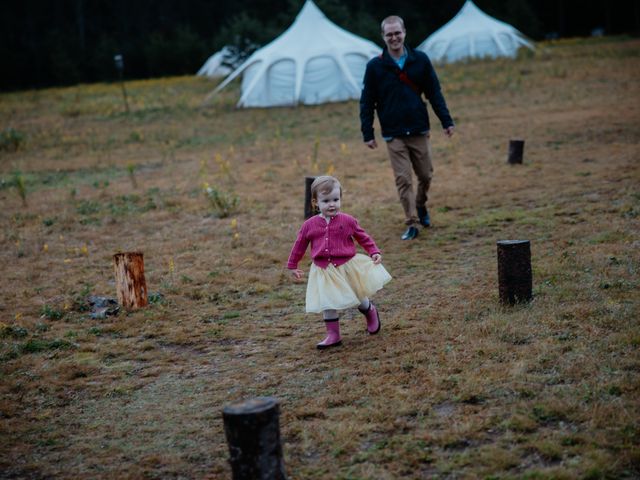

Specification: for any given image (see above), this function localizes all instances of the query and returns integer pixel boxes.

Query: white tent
[417,0,534,63]
[211,0,381,107]
[197,47,233,78]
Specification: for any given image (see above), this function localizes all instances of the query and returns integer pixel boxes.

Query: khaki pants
[385,133,433,226]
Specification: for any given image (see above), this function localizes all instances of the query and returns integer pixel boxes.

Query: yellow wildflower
[327,164,335,176]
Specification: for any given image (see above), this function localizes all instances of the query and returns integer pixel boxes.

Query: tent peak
[209,0,380,108]
[417,0,534,63]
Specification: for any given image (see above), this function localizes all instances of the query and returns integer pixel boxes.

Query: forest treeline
[1,0,639,91]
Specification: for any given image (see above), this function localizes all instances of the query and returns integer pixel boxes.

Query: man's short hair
[381,15,405,34]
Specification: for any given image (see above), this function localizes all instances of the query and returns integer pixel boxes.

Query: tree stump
[304,176,318,219]
[507,139,525,164]
[497,240,532,305]
[223,397,287,480]
[113,252,148,309]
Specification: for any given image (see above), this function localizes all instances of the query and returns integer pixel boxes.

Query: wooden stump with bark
[507,139,525,164]
[304,176,317,219]
[223,397,287,480]
[113,252,148,309]
[497,240,532,305]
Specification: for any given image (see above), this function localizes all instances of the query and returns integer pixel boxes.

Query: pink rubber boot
[317,319,342,349]
[359,303,381,334]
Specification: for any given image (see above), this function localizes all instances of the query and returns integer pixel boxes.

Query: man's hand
[365,139,378,149]
[444,126,455,138]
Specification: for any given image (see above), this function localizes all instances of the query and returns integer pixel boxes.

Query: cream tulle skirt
[305,254,392,313]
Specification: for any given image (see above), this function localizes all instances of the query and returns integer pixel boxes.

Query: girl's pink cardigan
[287,213,380,269]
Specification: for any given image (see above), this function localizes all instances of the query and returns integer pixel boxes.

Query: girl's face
[316,186,341,218]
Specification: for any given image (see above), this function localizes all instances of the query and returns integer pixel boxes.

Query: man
[360,15,455,240]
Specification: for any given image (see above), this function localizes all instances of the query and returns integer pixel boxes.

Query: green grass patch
[588,230,631,244]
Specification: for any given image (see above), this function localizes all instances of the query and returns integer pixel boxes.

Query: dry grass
[1,37,639,479]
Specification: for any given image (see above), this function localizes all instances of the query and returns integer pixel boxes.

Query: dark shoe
[417,206,431,227]
[401,225,419,240]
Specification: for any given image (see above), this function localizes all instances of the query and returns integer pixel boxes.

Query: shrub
[41,304,64,320]
[21,338,74,354]
[203,184,239,218]
[0,323,28,338]
[0,128,25,152]
[10,171,27,205]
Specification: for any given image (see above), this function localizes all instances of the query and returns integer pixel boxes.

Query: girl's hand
[289,268,305,281]
[371,253,382,265]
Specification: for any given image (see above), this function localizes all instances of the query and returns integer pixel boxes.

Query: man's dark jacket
[360,46,454,142]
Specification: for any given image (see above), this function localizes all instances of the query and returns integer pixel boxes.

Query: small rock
[87,296,119,318]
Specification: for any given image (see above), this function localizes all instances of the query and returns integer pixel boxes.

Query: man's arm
[359,63,377,144]
[422,56,454,130]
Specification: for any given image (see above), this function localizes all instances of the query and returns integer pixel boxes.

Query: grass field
[1,37,639,479]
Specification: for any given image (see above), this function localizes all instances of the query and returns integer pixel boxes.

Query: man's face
[382,21,406,55]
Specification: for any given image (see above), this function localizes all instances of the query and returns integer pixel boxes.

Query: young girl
[287,175,392,349]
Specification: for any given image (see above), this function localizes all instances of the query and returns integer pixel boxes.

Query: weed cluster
[12,171,27,205]
[0,127,25,152]
[202,182,239,218]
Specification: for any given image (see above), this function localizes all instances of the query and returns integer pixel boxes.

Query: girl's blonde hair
[310,175,342,204]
